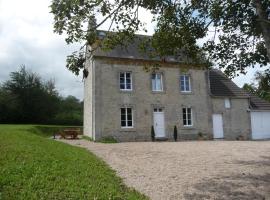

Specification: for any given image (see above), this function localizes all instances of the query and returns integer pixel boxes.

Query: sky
[0,0,265,101]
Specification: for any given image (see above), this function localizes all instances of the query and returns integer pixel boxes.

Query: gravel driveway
[62,140,270,200]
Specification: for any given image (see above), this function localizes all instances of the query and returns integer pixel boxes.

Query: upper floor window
[121,107,133,128]
[180,75,191,92]
[183,107,192,126]
[120,72,132,91]
[224,98,231,109]
[152,73,163,91]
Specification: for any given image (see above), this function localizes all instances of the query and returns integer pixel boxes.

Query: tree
[50,0,270,77]
[243,70,270,101]
[0,66,60,123]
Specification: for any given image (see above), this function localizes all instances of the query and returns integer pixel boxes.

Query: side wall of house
[93,57,213,141]
[212,98,251,139]
[83,55,94,139]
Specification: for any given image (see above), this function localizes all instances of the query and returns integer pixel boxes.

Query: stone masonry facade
[83,56,251,142]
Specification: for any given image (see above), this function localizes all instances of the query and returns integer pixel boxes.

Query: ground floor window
[183,107,192,126]
[121,107,133,128]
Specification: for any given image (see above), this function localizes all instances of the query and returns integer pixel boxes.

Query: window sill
[152,91,165,94]
[180,91,193,95]
[120,128,136,132]
[181,126,195,130]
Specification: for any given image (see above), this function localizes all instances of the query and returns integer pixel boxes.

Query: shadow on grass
[184,156,270,200]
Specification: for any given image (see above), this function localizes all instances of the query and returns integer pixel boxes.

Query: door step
[155,137,168,141]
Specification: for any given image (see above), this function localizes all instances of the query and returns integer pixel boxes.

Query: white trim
[152,73,163,91]
[183,107,193,127]
[180,75,191,92]
[120,107,133,128]
[119,72,132,91]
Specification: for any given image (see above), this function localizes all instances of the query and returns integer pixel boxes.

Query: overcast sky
[0,0,265,101]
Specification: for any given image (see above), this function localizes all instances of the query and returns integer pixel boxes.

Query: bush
[151,126,155,141]
[173,126,178,141]
[82,135,93,141]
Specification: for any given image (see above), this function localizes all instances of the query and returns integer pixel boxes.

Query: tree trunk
[254,0,270,61]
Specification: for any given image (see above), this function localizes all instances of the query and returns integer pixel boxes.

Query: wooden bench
[59,128,80,139]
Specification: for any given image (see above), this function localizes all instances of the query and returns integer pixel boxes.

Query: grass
[98,136,118,143]
[0,125,147,200]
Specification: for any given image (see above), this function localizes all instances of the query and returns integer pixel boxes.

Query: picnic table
[59,128,80,139]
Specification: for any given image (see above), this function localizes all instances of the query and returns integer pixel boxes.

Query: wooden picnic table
[60,128,80,139]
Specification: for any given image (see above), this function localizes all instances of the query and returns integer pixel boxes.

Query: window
[183,107,192,126]
[180,75,191,92]
[154,108,163,112]
[224,98,231,109]
[121,107,133,128]
[120,72,132,91]
[152,73,163,91]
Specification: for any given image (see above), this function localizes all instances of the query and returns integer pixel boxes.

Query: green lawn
[0,125,147,200]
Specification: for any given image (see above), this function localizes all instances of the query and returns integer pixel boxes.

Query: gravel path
[61,140,270,200]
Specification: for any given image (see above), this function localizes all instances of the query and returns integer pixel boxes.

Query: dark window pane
[188,120,191,125]
[152,74,156,80]
[127,113,132,121]
[120,83,125,89]
[120,73,125,77]
[127,120,133,127]
[127,121,132,127]
[121,120,126,127]
[154,108,157,112]
[121,108,125,115]
[126,73,130,78]
[183,119,187,125]
[126,84,131,89]
[127,108,132,114]
[126,78,131,84]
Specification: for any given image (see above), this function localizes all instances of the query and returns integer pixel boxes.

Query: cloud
[0,0,83,99]
[0,0,261,102]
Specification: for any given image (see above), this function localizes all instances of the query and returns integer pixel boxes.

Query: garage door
[251,111,270,139]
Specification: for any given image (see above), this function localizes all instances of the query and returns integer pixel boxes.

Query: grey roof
[209,69,270,110]
[93,32,187,63]
[209,69,249,98]
[250,95,270,110]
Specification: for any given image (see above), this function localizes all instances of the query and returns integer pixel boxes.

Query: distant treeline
[0,66,83,125]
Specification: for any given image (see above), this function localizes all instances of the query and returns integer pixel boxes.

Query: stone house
[83,34,270,142]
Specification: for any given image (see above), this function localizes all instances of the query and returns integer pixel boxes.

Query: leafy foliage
[50,0,270,77]
[0,66,83,125]
[243,70,270,101]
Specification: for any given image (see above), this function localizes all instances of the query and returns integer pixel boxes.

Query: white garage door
[251,111,270,139]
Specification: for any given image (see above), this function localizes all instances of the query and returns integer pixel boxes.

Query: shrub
[151,126,155,141]
[173,126,178,141]
[82,135,93,141]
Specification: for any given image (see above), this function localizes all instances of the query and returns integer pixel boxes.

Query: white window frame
[120,107,133,128]
[119,72,132,91]
[224,98,231,109]
[180,74,191,92]
[182,107,193,126]
[152,73,163,91]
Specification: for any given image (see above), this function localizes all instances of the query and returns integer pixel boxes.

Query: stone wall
[88,57,213,141]
[211,98,251,140]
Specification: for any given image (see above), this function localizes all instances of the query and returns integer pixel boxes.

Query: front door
[212,114,224,139]
[153,108,165,138]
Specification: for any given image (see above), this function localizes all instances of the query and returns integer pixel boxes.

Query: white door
[153,109,165,138]
[213,114,224,139]
[251,111,270,139]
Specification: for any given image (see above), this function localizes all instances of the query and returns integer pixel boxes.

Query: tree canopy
[243,69,270,101]
[0,66,83,125]
[50,0,270,77]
